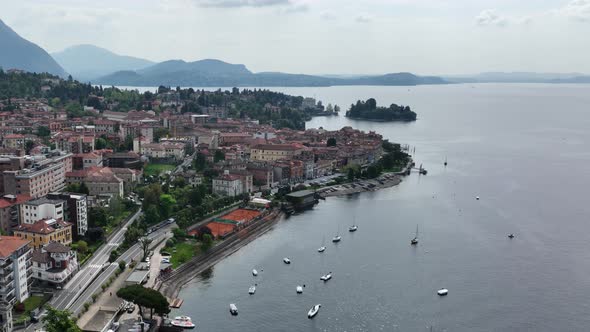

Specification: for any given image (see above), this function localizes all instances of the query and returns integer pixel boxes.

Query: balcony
[0,276,13,287]
[0,260,12,269]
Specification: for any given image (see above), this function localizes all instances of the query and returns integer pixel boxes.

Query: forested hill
[345,98,417,122]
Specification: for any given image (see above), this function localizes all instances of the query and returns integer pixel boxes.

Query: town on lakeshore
[0,71,415,332]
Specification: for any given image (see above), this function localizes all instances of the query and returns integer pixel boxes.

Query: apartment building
[47,193,88,238]
[2,153,72,198]
[13,219,72,249]
[212,171,244,197]
[20,197,65,225]
[0,195,31,235]
[250,144,303,162]
[0,236,32,332]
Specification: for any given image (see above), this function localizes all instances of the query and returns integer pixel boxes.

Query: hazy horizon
[2,0,590,76]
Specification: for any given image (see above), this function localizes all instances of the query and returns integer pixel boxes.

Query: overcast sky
[1,0,590,75]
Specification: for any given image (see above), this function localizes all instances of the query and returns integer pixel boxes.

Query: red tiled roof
[15,219,71,235]
[0,236,30,258]
[0,194,32,209]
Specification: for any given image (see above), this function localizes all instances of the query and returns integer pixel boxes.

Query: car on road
[162,257,170,263]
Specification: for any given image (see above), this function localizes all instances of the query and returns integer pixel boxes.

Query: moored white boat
[229,303,238,315]
[171,316,195,329]
[252,269,258,276]
[317,246,326,253]
[437,288,449,296]
[348,225,358,232]
[249,285,256,294]
[320,272,332,281]
[283,257,291,264]
[332,235,341,243]
[296,286,303,294]
[307,304,321,318]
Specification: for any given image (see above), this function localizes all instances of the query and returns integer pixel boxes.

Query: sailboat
[332,226,341,243]
[411,225,419,245]
[348,216,358,232]
[318,236,326,252]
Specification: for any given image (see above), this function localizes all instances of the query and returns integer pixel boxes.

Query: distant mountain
[0,19,67,77]
[95,60,447,87]
[52,44,154,81]
[444,72,589,83]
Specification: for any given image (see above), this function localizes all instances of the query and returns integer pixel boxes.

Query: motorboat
[283,258,291,264]
[252,269,258,276]
[317,246,326,253]
[296,286,303,294]
[171,316,195,329]
[332,235,341,243]
[320,272,332,281]
[437,288,449,296]
[348,225,358,232]
[307,304,321,319]
[476,196,480,200]
[249,285,256,295]
[508,233,515,239]
[229,303,238,315]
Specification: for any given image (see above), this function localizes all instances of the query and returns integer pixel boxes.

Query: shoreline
[159,161,414,299]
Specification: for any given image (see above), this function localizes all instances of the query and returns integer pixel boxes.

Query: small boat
[283,257,291,264]
[318,236,326,252]
[296,286,303,294]
[320,272,332,281]
[508,233,515,239]
[229,303,238,315]
[249,285,256,294]
[252,269,258,276]
[332,235,341,243]
[444,156,447,166]
[171,316,195,329]
[348,225,358,232]
[307,304,321,319]
[437,288,449,296]
[476,196,480,200]
[411,224,419,245]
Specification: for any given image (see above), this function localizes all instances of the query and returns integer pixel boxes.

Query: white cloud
[192,0,292,7]
[475,9,508,27]
[355,14,373,23]
[559,0,590,22]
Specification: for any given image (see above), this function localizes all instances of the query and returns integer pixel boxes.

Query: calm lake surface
[168,84,590,331]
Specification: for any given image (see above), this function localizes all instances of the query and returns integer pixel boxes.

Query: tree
[214,150,225,163]
[77,240,88,254]
[139,237,153,260]
[37,126,51,137]
[159,194,176,218]
[200,234,213,252]
[153,128,169,142]
[119,260,127,271]
[116,284,170,319]
[327,138,337,147]
[325,103,334,113]
[25,140,35,154]
[347,167,355,182]
[109,249,119,263]
[42,306,81,332]
[88,207,107,227]
[197,225,212,240]
[144,205,161,225]
[193,152,206,171]
[85,227,104,242]
[95,137,108,150]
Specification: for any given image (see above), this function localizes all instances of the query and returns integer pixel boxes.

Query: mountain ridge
[0,19,67,77]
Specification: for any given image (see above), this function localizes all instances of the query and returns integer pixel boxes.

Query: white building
[212,171,243,197]
[31,242,78,287]
[20,198,65,225]
[0,236,32,332]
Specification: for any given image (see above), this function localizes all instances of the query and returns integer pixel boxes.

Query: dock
[168,297,184,308]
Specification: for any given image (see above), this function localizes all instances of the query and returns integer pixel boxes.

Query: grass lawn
[13,294,51,323]
[168,241,200,268]
[144,163,176,177]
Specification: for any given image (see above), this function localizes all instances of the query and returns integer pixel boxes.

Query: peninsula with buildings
[0,70,412,332]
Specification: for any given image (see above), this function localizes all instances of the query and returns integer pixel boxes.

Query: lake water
[170,84,590,331]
